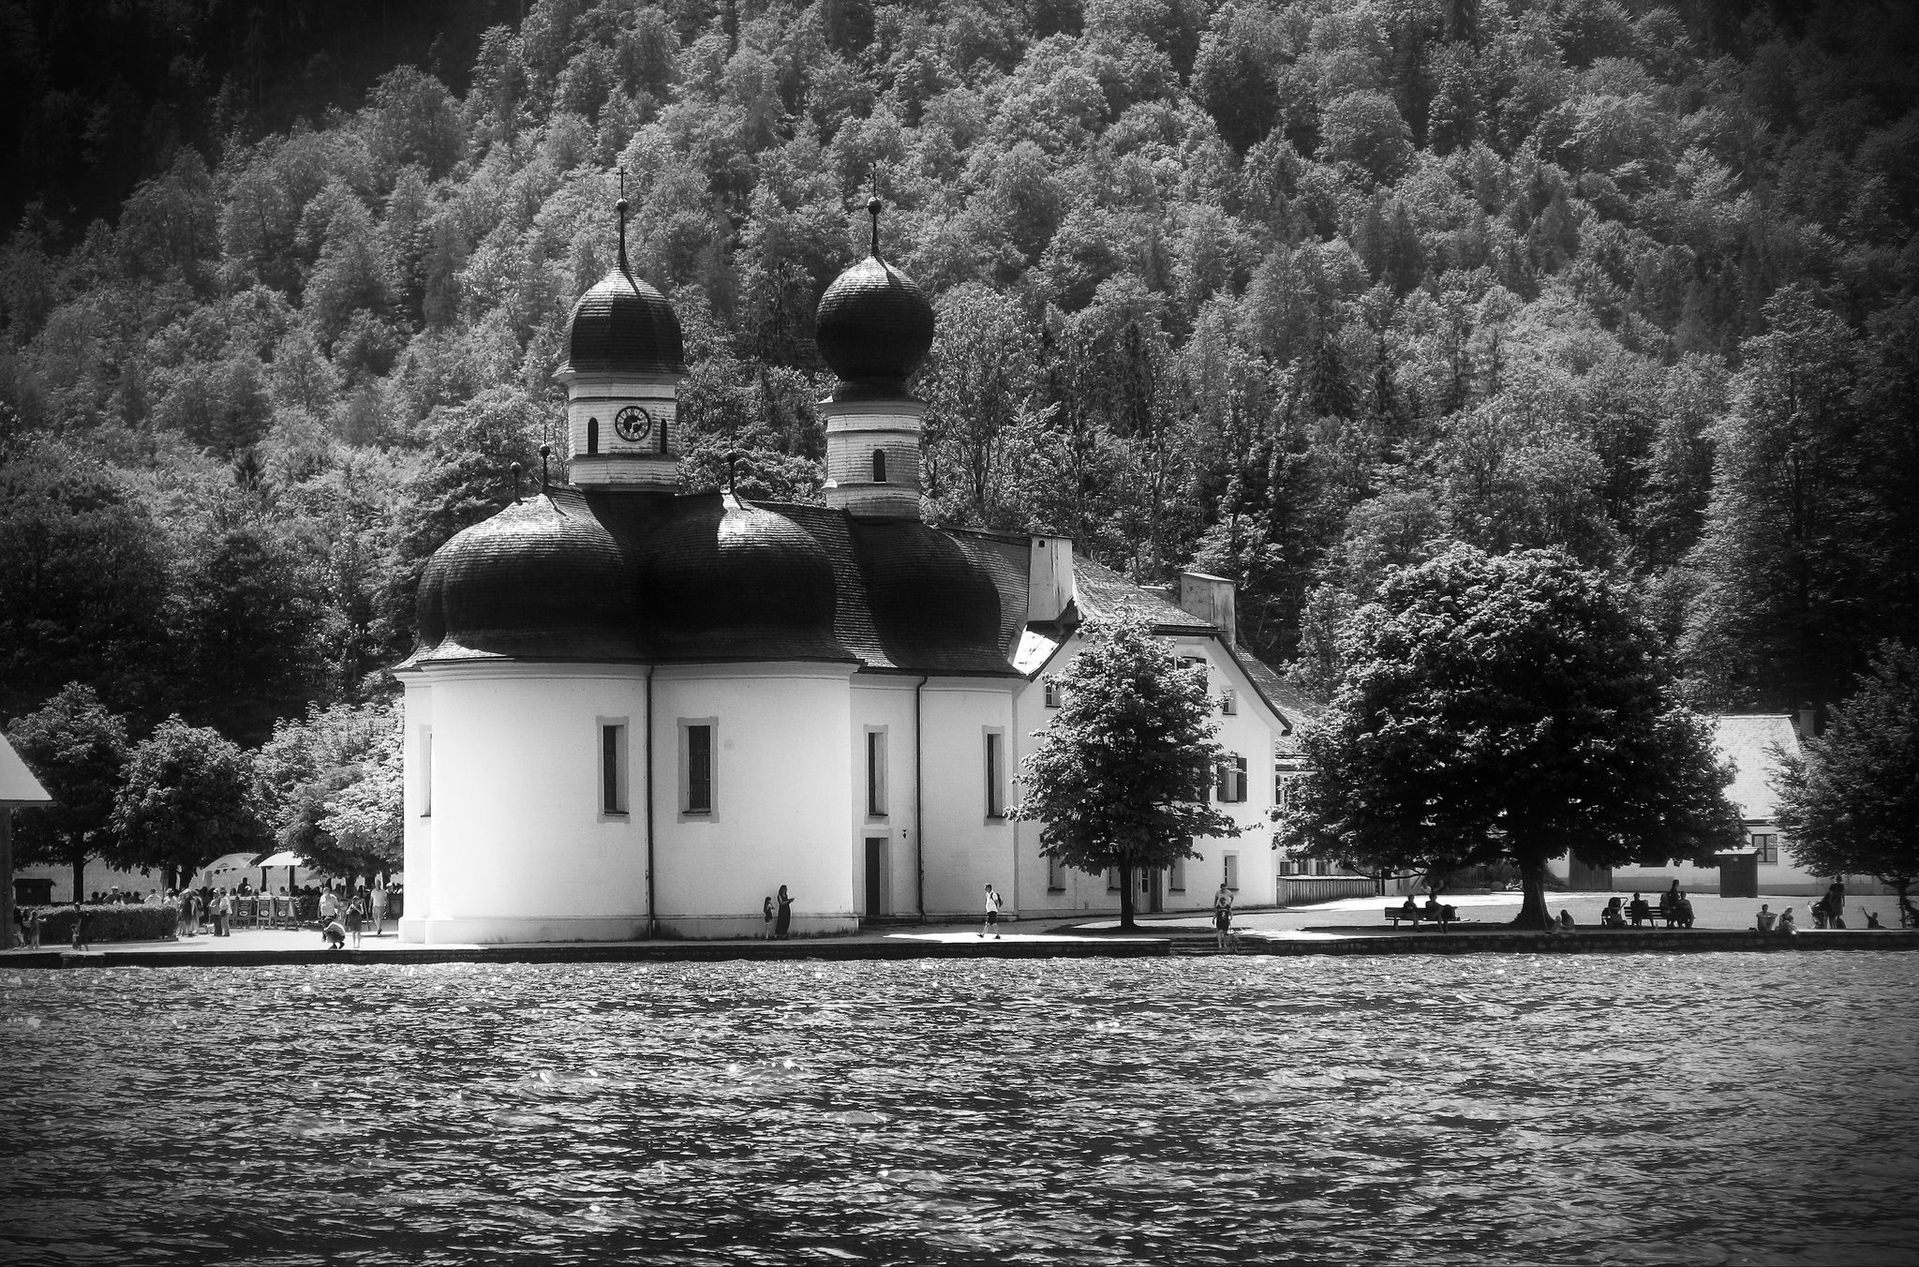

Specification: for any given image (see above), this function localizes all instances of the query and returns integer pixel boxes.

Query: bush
[28,904,179,946]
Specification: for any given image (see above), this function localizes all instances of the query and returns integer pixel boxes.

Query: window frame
[599,717,629,817]
[865,726,888,819]
[1222,852,1240,892]
[984,728,1007,819]
[419,726,433,818]
[680,718,716,818]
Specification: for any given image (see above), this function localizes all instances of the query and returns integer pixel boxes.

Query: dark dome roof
[857,521,1005,669]
[410,494,641,662]
[641,496,848,660]
[815,255,935,396]
[561,267,685,376]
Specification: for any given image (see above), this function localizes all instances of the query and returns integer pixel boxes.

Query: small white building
[1596,714,1883,897]
[395,204,1303,943]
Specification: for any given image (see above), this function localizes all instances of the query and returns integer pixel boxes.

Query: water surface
[3,954,1914,1264]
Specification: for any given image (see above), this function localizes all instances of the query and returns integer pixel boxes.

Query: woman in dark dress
[775,885,793,939]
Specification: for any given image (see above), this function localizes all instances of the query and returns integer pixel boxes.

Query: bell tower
[816,197,936,520]
[554,190,687,492]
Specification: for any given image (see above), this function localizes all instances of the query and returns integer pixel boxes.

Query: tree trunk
[1117,859,1137,930]
[1511,853,1553,930]
[71,849,86,906]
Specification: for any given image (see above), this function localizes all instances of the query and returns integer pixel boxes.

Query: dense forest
[2,0,1916,881]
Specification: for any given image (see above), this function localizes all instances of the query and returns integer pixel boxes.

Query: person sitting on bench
[1756,903,1778,933]
[1628,892,1649,926]
[1672,892,1695,929]
[1423,894,1456,922]
[1600,897,1627,928]
[1400,894,1421,918]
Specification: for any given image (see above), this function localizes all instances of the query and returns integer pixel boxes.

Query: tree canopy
[5,683,131,900]
[1773,642,1919,921]
[1012,610,1240,929]
[108,716,265,886]
[1279,544,1743,928]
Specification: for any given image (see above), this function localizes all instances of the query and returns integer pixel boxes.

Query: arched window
[872,448,887,481]
[586,416,599,456]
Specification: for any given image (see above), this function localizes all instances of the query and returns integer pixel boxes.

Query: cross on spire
[867,163,883,260]
[616,167,631,276]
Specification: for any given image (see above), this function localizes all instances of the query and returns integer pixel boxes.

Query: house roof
[1,733,52,807]
[1713,714,1799,821]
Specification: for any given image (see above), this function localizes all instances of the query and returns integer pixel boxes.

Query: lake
[3,953,1915,1264]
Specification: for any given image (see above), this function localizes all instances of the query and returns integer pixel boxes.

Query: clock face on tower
[613,405,655,444]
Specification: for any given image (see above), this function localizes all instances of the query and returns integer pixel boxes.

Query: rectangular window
[1216,755,1248,803]
[1043,678,1062,708]
[865,728,887,818]
[1223,853,1240,891]
[1277,851,1297,877]
[1105,866,1119,892]
[1752,833,1779,864]
[1220,688,1237,715]
[1048,854,1066,892]
[420,726,433,817]
[600,721,628,815]
[681,720,714,815]
[985,730,1006,818]
[1169,853,1187,893]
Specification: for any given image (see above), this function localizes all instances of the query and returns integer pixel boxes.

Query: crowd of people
[8,878,398,949]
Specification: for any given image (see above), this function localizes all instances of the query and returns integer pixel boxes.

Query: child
[345,896,364,949]
[762,895,775,940]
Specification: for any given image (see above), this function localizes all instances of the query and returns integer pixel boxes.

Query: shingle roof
[1713,714,1799,821]
[1072,558,1212,630]
[560,268,685,377]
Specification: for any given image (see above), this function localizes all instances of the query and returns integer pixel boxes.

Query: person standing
[345,895,364,948]
[762,895,775,940]
[775,885,794,939]
[369,880,387,937]
[980,883,1004,939]
[319,885,340,930]
[213,888,232,937]
[69,902,88,950]
[1212,882,1236,950]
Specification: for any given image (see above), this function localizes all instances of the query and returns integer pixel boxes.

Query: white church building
[395,201,1306,943]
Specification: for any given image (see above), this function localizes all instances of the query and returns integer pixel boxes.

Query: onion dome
[856,521,1007,671]
[407,493,641,663]
[560,267,686,377]
[641,495,848,660]
[815,198,935,398]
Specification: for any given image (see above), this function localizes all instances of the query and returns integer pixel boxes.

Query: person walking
[319,885,340,930]
[69,902,89,950]
[775,885,794,939]
[369,880,387,937]
[980,883,1004,939]
[1212,881,1236,951]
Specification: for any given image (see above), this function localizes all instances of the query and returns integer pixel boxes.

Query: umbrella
[255,849,307,896]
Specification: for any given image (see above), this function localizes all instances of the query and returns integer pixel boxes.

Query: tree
[5,683,130,900]
[108,716,264,888]
[1773,642,1919,925]
[1011,611,1241,930]
[1279,545,1742,929]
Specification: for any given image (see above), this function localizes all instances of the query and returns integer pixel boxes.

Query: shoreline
[7,925,1915,969]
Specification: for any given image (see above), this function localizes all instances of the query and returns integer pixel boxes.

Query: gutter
[915,674,927,920]
[644,664,656,939]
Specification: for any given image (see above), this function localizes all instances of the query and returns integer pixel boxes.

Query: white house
[394,202,1303,943]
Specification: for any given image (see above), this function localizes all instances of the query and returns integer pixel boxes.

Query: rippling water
[3,954,1916,1265]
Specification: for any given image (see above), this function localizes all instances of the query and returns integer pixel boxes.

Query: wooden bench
[1632,903,1690,928]
[1385,906,1456,929]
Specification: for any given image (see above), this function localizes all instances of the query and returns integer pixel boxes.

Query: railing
[1275,875,1378,907]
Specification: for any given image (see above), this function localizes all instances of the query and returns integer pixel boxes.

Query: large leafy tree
[1773,642,1919,925]
[108,716,264,888]
[254,700,400,882]
[1280,544,1742,930]
[5,683,130,900]
[1012,610,1240,930]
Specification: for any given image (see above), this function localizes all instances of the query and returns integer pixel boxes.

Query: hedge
[25,904,179,945]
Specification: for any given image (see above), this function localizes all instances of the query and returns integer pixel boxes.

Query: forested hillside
[4,0,1916,772]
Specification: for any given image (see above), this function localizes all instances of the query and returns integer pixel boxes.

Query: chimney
[1796,704,1817,740]
[1028,536,1075,625]
[1179,572,1238,648]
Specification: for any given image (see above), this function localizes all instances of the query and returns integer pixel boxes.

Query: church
[395,199,1306,943]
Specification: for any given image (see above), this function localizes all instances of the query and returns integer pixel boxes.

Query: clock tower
[554,196,686,492]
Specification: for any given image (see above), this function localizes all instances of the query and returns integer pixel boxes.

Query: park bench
[1385,906,1456,929]
[1633,903,1691,928]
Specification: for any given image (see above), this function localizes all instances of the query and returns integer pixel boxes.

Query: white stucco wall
[650,664,859,938]
[918,679,1019,919]
[849,677,921,920]
[401,663,650,944]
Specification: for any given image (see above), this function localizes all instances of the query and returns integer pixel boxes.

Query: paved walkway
[5,890,1910,966]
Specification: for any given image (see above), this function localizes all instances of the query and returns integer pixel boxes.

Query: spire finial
[616,167,631,276]
[509,461,524,504]
[539,443,552,493]
[867,163,883,260]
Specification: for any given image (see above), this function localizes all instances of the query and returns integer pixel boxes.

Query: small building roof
[1712,714,1799,822]
[1,733,52,807]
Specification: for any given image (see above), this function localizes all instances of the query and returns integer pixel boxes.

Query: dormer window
[872,448,887,481]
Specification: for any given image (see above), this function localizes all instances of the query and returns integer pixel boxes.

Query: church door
[864,837,888,916]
